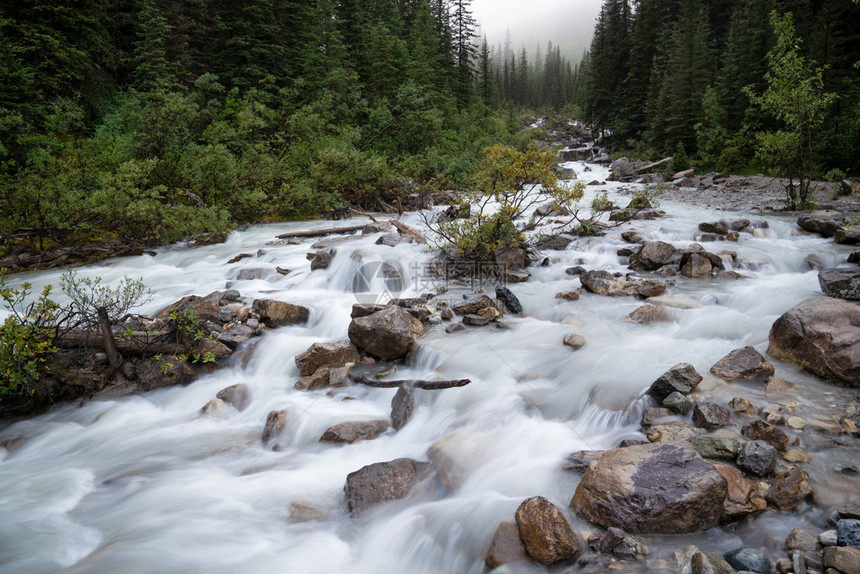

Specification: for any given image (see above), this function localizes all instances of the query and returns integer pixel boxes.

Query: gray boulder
[348,306,425,360]
[819,268,860,300]
[251,299,310,328]
[294,340,360,376]
[345,458,434,516]
[629,241,680,272]
[648,363,703,402]
[736,440,777,476]
[710,346,775,381]
[320,420,389,444]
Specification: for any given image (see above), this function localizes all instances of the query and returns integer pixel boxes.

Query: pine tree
[450,0,477,104]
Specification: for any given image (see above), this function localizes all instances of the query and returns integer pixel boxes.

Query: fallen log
[56,329,230,358]
[389,219,426,243]
[276,225,365,240]
[348,374,470,390]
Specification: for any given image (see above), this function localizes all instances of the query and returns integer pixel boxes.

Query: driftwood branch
[348,374,471,390]
[389,219,426,243]
[276,225,365,240]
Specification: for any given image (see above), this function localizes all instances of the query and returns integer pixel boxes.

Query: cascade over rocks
[571,442,727,534]
[768,297,860,386]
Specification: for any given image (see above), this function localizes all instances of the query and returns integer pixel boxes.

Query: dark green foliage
[580,0,860,179]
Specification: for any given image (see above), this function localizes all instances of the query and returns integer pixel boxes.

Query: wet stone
[767,466,813,511]
[742,420,789,451]
[515,496,580,566]
[485,521,529,569]
[837,519,860,549]
[390,385,415,431]
[692,552,736,574]
[736,440,777,476]
[648,363,703,402]
[692,402,731,430]
[724,547,773,574]
[691,435,739,460]
[663,391,694,415]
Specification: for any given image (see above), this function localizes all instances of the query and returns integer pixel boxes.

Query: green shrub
[0,273,58,397]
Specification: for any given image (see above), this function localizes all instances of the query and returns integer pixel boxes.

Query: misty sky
[471,0,603,62]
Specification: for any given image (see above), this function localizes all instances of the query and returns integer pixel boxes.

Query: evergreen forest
[1,0,859,258]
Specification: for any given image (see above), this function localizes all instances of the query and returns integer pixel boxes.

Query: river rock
[819,268,860,300]
[391,384,414,431]
[136,358,197,391]
[768,297,860,386]
[570,442,727,534]
[453,294,494,315]
[712,463,767,520]
[629,241,681,271]
[236,267,266,280]
[838,519,860,549]
[693,402,731,430]
[345,458,434,516]
[741,420,789,451]
[251,299,310,328]
[463,314,490,326]
[736,440,777,476]
[262,409,291,445]
[661,391,693,415]
[699,221,729,236]
[563,334,587,350]
[797,216,842,238]
[835,226,860,245]
[495,286,523,314]
[681,252,715,278]
[580,270,666,298]
[199,398,229,418]
[294,340,361,376]
[839,500,860,520]
[309,251,333,270]
[691,435,740,459]
[724,547,772,574]
[348,306,425,360]
[216,383,252,411]
[628,304,674,324]
[648,363,704,401]
[646,421,705,443]
[320,420,389,444]
[823,546,860,574]
[536,200,571,217]
[710,346,775,381]
[217,323,254,349]
[515,496,580,565]
[767,466,812,511]
[786,528,821,552]
[154,291,224,324]
[563,450,605,473]
[692,552,736,574]
[294,367,330,391]
[642,407,675,427]
[427,428,493,489]
[485,521,529,568]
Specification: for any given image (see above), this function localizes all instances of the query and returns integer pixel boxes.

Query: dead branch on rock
[276,225,366,240]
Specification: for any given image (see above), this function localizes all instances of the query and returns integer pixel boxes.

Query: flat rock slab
[345,458,434,516]
[320,420,389,444]
[710,346,775,381]
[570,442,727,534]
[768,297,860,387]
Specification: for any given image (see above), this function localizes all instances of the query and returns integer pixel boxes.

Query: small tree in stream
[744,11,836,210]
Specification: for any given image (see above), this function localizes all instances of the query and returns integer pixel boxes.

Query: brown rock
[822,546,860,573]
[768,297,860,387]
[628,304,675,324]
[765,377,797,393]
[785,528,821,552]
[648,363,704,401]
[155,291,224,324]
[427,429,493,489]
[628,241,681,272]
[216,383,252,411]
[710,346,775,381]
[294,367,330,391]
[136,358,197,391]
[646,421,705,443]
[556,291,581,301]
[294,340,361,376]
[345,458,434,516]
[742,419,789,451]
[571,442,727,534]
[485,521,529,568]
[767,466,813,511]
[348,305,425,360]
[681,253,714,278]
[251,299,310,328]
[390,384,414,431]
[563,450,605,473]
[563,334,587,350]
[320,420,389,444]
[262,409,291,445]
[712,463,767,521]
[515,496,580,565]
[692,402,731,430]
[692,552,736,574]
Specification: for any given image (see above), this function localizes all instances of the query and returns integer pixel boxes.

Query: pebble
[819,530,838,547]
[787,416,806,430]
[783,450,810,463]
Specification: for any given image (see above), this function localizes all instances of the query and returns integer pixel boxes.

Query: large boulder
[294,340,360,376]
[818,268,860,300]
[797,216,842,238]
[570,442,727,534]
[345,458,434,516]
[768,297,860,387]
[629,241,680,272]
[348,305,425,360]
[136,358,197,391]
[154,291,224,324]
[251,299,310,328]
[515,496,580,565]
[710,346,775,381]
[835,226,860,245]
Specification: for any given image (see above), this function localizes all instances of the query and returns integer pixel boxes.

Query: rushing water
[0,162,857,573]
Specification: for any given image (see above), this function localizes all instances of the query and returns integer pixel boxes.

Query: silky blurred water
[0,162,854,573]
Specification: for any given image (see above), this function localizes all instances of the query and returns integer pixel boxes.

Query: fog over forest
[472,0,603,60]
